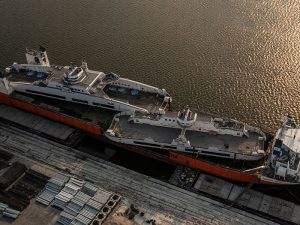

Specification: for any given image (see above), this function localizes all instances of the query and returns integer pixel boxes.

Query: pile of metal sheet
[58,187,109,225]
[52,179,82,209]
[36,172,70,206]
[77,205,98,222]
[81,182,97,196]
[58,211,74,225]
[0,202,21,219]
[68,178,85,189]
[72,213,92,225]
[93,189,112,205]
[65,192,91,215]
[36,172,121,225]
[86,189,111,211]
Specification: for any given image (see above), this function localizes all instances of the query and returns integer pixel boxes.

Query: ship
[105,107,266,161]
[1,46,171,114]
[1,47,299,186]
[174,115,300,185]
[259,116,300,185]
[105,109,300,185]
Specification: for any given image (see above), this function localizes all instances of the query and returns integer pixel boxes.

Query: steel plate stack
[52,180,81,209]
[65,192,91,215]
[78,205,98,222]
[81,182,97,196]
[36,173,70,206]
[58,211,74,225]
[0,202,21,219]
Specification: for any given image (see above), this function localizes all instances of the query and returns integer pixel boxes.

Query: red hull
[169,151,278,185]
[0,93,103,135]
[0,92,286,185]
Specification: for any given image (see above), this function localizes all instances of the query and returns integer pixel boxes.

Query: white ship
[105,107,267,161]
[0,47,171,113]
[261,116,300,183]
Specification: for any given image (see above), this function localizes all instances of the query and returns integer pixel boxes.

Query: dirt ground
[103,215,137,225]
[0,200,60,225]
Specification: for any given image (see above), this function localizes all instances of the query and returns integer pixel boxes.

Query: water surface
[1,0,300,132]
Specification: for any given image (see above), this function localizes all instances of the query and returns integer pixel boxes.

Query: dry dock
[0,121,279,225]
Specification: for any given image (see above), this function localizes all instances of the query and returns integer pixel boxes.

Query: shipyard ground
[0,122,280,225]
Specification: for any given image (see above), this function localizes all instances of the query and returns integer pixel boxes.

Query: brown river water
[0,0,300,133]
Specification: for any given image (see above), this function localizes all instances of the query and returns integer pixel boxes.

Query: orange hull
[0,93,103,135]
[0,93,290,185]
[169,151,279,185]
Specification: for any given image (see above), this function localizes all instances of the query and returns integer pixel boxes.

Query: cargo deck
[113,115,263,155]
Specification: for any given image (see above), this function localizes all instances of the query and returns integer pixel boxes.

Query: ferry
[259,116,300,185]
[1,47,171,114]
[105,107,267,161]
[175,115,300,185]
[1,47,299,186]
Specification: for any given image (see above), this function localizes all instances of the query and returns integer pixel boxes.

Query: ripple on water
[0,0,300,133]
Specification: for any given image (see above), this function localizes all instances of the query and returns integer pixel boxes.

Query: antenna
[168,98,172,111]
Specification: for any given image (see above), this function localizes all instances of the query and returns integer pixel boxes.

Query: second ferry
[105,107,267,161]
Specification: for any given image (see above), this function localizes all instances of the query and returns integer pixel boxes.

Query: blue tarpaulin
[108,86,117,92]
[118,87,127,93]
[37,72,45,78]
[26,71,35,76]
[131,89,139,96]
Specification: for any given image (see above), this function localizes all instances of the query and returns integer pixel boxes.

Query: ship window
[92,102,114,109]
[201,151,230,157]
[72,98,88,104]
[169,119,171,121]
[25,89,66,99]
[100,104,114,109]
[273,149,281,156]
[173,120,175,122]
[165,119,167,121]
[134,141,162,147]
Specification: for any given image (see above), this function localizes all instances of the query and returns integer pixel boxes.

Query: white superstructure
[105,108,266,160]
[1,47,171,113]
[264,116,300,182]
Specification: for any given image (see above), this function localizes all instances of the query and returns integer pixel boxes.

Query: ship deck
[5,70,48,83]
[49,67,100,88]
[105,87,166,113]
[115,116,262,155]
[6,68,166,113]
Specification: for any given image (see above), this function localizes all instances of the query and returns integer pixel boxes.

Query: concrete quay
[0,122,279,225]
